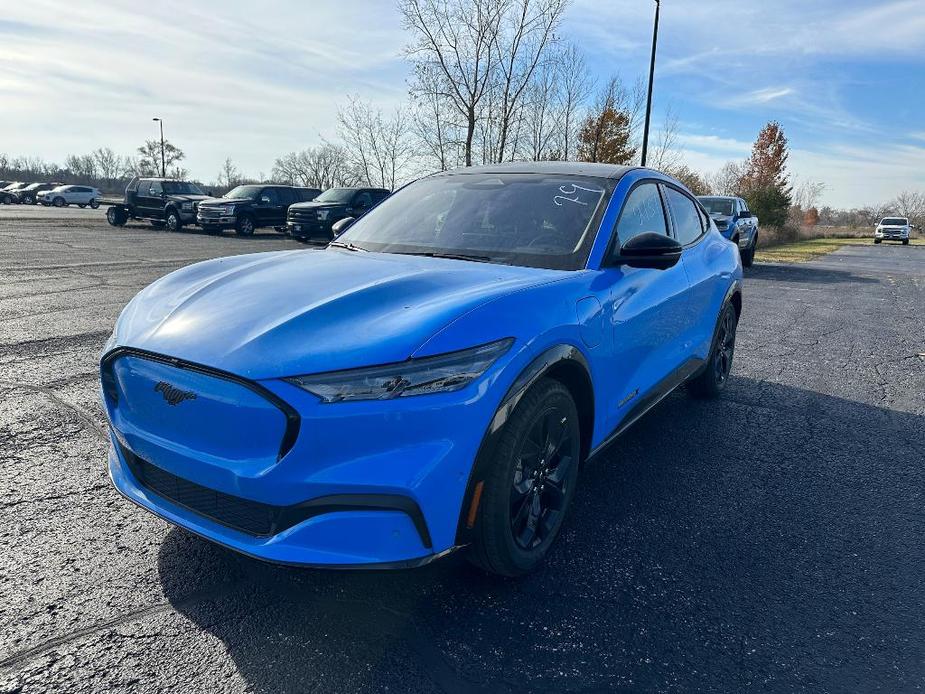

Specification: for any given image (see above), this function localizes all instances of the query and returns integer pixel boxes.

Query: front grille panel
[124,447,279,536]
[288,208,318,223]
[198,207,224,219]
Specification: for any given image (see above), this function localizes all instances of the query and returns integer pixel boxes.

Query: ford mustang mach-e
[101,163,743,576]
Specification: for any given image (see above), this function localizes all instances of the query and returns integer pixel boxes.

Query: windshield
[699,197,735,216]
[162,181,204,195]
[223,185,261,200]
[881,218,907,226]
[337,174,612,270]
[315,188,357,204]
[24,183,44,190]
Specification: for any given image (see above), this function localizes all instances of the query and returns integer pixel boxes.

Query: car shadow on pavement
[158,377,924,693]
[749,263,880,285]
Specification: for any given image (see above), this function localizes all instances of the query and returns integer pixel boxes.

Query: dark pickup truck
[197,185,321,236]
[105,177,210,231]
[286,187,390,242]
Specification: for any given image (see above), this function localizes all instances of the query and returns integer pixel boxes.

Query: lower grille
[123,446,278,536]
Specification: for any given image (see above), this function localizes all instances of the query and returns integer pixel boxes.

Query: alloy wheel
[713,309,737,385]
[510,405,576,550]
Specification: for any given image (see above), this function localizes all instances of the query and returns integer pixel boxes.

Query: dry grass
[755,237,924,264]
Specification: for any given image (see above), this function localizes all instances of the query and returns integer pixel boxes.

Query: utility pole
[640,0,661,167]
[152,117,165,177]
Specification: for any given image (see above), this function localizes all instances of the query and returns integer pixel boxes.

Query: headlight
[317,209,330,221]
[221,205,236,215]
[182,202,192,210]
[285,338,514,403]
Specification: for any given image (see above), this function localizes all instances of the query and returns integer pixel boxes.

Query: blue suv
[101,163,743,577]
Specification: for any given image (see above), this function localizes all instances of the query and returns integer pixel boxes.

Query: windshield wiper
[394,251,495,263]
[328,240,368,252]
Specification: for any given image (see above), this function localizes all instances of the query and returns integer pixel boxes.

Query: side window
[148,180,162,196]
[697,203,710,232]
[261,187,280,205]
[354,191,374,210]
[664,187,704,246]
[613,183,668,247]
[372,190,389,204]
[299,189,320,201]
[740,199,750,216]
[276,187,296,205]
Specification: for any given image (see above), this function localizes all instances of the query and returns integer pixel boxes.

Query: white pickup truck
[874,217,911,245]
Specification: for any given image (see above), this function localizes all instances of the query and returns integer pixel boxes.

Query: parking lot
[1,207,923,692]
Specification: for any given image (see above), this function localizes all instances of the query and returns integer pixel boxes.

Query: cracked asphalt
[1,206,923,693]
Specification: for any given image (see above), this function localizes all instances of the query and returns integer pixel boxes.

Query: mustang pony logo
[154,381,197,406]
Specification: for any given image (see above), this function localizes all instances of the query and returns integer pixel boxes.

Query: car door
[597,181,694,433]
[136,180,161,218]
[664,186,731,360]
[275,187,296,225]
[255,187,283,227]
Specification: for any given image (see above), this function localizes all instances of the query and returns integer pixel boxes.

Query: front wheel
[741,234,756,268]
[78,204,86,209]
[53,197,66,207]
[903,239,910,245]
[688,303,738,399]
[165,209,182,232]
[468,378,581,577]
[874,239,882,244]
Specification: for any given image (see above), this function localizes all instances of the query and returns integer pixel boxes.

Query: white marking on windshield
[554,183,604,207]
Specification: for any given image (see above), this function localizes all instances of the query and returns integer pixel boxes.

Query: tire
[89,199,100,209]
[52,197,66,207]
[903,239,909,245]
[23,195,34,205]
[1,195,9,204]
[106,206,127,227]
[235,215,256,236]
[688,303,738,399]
[468,378,582,577]
[78,204,86,209]
[165,209,182,232]
[874,239,881,244]
[741,234,756,268]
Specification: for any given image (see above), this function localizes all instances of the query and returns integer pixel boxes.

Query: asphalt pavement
[1,207,923,693]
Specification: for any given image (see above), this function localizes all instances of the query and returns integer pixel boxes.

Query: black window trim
[602,178,673,265]
[661,182,709,249]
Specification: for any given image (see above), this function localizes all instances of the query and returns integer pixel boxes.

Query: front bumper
[102,346,522,567]
[287,220,333,240]
[197,212,236,228]
[875,230,909,240]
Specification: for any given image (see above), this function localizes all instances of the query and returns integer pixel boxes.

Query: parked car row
[104,176,392,240]
[0,180,102,207]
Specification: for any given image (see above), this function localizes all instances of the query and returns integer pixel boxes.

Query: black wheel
[165,209,182,232]
[741,234,756,268]
[902,239,909,245]
[235,215,256,236]
[89,199,100,209]
[468,378,581,577]
[106,206,127,227]
[1,195,9,204]
[688,303,738,399]
[874,239,881,244]
[23,195,34,205]
[53,197,66,207]
[78,204,86,209]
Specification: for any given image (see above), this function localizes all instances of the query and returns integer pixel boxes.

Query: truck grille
[288,208,318,223]
[198,207,224,220]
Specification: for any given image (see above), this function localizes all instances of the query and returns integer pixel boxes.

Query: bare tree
[708,161,746,195]
[217,158,243,189]
[553,43,594,161]
[272,145,357,190]
[889,190,925,226]
[338,96,416,189]
[400,0,506,167]
[409,62,463,170]
[645,106,683,172]
[137,139,184,177]
[65,154,98,181]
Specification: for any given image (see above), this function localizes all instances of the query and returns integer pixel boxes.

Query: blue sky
[1,0,923,207]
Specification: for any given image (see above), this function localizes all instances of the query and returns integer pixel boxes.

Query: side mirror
[260,196,271,204]
[615,232,682,270]
[331,217,356,236]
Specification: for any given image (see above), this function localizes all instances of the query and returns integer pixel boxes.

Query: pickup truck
[874,217,912,245]
[105,177,210,231]
[197,184,320,235]
[697,195,759,267]
[286,187,390,242]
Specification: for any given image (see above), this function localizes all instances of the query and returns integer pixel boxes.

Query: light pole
[640,0,660,167]
[152,117,165,177]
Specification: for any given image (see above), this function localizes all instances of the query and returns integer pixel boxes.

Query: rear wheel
[106,206,127,227]
[78,204,86,209]
[235,215,256,236]
[468,378,581,577]
[874,238,882,244]
[903,239,910,245]
[53,197,66,207]
[89,199,100,209]
[688,303,738,399]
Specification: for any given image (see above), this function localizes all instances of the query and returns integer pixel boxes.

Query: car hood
[289,201,348,211]
[112,249,567,380]
[167,194,211,203]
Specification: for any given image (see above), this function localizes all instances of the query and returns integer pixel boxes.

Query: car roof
[433,161,638,180]
[697,195,738,200]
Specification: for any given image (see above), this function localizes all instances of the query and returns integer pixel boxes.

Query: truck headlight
[285,338,514,403]
[182,202,192,210]
[221,205,235,215]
